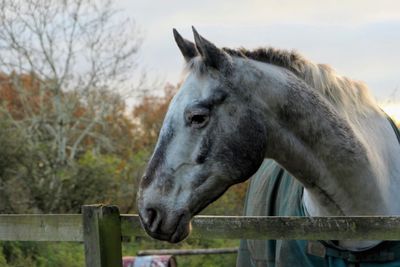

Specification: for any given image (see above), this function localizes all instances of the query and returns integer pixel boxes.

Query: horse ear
[192,26,231,71]
[173,28,198,62]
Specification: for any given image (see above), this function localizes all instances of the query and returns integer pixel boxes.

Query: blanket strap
[307,241,400,263]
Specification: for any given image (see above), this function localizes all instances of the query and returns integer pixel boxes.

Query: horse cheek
[238,115,267,181]
[217,113,267,183]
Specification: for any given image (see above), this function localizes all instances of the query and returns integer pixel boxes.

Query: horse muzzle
[138,205,192,243]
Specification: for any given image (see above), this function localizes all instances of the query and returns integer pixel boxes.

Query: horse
[137,27,400,266]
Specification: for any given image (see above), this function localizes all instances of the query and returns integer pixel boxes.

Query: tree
[0,0,142,213]
[0,0,141,164]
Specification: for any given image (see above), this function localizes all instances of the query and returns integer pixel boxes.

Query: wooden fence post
[82,204,122,267]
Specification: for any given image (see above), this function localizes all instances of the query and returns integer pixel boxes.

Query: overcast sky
[119,0,400,103]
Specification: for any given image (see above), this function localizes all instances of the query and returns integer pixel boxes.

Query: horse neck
[246,60,400,217]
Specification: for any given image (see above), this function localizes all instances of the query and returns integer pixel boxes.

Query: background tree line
[0,0,247,266]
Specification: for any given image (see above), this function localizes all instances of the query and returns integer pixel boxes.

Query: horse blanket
[236,160,400,267]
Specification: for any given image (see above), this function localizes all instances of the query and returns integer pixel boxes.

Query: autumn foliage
[0,72,52,119]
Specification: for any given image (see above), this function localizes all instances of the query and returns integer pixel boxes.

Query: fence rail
[0,214,82,241]
[0,205,400,266]
[137,248,239,256]
[1,214,400,242]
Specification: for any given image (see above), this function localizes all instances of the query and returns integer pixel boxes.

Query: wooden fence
[1,204,400,266]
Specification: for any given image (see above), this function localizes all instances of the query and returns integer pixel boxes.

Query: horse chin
[169,219,192,243]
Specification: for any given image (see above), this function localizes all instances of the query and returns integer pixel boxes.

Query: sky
[119,0,400,117]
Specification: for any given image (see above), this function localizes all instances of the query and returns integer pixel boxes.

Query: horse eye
[192,114,207,125]
[185,109,210,128]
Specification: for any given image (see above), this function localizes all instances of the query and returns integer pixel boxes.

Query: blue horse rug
[236,160,400,267]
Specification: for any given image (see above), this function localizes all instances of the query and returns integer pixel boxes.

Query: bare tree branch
[0,0,143,212]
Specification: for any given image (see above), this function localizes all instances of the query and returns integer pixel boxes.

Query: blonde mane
[223,47,379,115]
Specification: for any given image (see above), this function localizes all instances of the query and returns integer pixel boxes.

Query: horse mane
[220,47,379,115]
[195,47,379,114]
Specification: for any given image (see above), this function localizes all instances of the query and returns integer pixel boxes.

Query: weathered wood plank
[82,205,123,267]
[137,247,238,256]
[0,214,82,241]
[121,215,400,240]
[1,214,400,242]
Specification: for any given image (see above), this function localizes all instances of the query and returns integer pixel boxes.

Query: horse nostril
[147,208,156,223]
[146,207,161,232]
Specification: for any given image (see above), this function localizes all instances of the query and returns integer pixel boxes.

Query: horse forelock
[185,46,379,116]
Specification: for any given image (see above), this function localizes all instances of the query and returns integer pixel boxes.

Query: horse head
[137,27,268,243]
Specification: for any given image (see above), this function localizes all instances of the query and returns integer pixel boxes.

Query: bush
[0,242,84,267]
